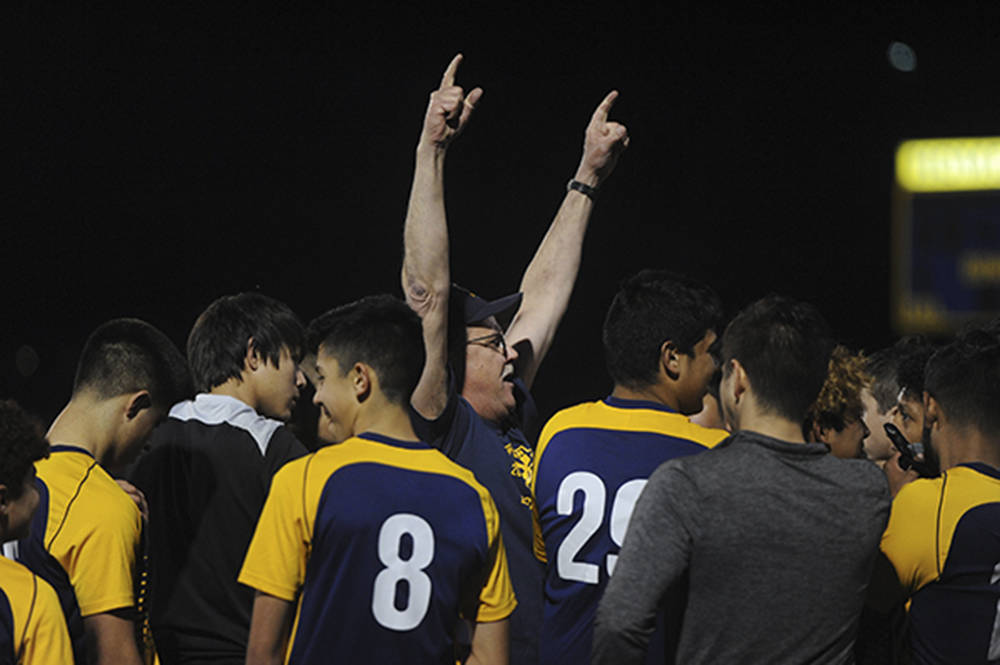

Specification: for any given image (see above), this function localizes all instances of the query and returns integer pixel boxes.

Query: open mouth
[501,364,515,381]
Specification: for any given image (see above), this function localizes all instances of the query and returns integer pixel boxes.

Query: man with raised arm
[402,54,628,665]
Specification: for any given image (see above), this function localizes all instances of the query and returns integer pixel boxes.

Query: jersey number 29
[557,471,646,584]
[372,513,434,630]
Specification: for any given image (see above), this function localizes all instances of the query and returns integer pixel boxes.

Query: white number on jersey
[555,472,647,584]
[372,513,434,631]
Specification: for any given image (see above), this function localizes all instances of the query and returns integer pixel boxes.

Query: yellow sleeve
[65,490,141,617]
[531,416,562,565]
[21,574,73,665]
[531,500,547,564]
[880,478,942,595]
[475,493,517,623]
[238,458,312,601]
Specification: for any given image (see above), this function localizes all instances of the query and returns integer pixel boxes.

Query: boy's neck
[46,395,118,465]
[210,375,260,413]
[353,401,419,442]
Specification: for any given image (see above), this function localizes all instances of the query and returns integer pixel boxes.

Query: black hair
[894,335,935,400]
[925,330,1000,435]
[0,401,49,500]
[187,293,304,393]
[602,270,723,389]
[306,295,425,406]
[721,295,834,422]
[73,318,192,409]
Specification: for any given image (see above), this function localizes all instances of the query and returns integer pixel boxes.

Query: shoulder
[539,400,727,449]
[168,394,291,456]
[86,465,143,529]
[893,475,946,517]
[826,456,891,491]
[0,556,35,593]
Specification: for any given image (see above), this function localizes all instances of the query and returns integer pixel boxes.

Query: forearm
[506,91,627,387]
[402,143,450,308]
[468,618,509,665]
[508,185,593,382]
[83,612,144,665]
[246,592,294,665]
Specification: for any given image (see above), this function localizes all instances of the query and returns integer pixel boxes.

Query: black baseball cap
[452,284,522,325]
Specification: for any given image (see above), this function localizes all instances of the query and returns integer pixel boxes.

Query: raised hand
[419,54,484,150]
[574,91,629,188]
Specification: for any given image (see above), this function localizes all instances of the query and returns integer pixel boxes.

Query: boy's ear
[924,394,942,430]
[125,391,153,420]
[352,363,372,402]
[245,337,261,371]
[729,359,749,403]
[660,340,681,381]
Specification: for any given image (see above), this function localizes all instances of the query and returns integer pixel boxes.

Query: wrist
[572,169,600,188]
[567,178,598,200]
[416,140,448,162]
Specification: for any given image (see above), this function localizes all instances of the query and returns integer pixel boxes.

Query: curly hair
[803,346,872,436]
[0,400,49,500]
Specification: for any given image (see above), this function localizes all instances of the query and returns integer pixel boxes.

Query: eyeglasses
[467,331,508,357]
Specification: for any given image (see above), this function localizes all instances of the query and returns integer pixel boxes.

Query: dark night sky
[5,3,1000,426]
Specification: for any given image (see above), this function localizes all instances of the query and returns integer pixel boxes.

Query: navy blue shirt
[410,377,542,665]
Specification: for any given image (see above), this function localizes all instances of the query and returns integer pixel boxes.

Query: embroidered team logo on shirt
[504,441,535,510]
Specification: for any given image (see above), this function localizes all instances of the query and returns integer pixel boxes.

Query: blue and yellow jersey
[0,556,72,665]
[15,445,141,662]
[881,463,1000,664]
[530,397,727,665]
[238,432,516,665]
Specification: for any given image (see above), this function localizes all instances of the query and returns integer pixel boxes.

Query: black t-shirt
[129,394,306,664]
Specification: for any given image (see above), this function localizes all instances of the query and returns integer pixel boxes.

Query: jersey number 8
[557,472,647,584]
[372,513,434,631]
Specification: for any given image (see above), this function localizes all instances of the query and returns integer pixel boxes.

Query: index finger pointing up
[440,53,464,89]
[591,90,619,124]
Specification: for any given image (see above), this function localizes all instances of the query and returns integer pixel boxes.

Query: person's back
[594,296,891,665]
[531,271,727,664]
[22,443,142,661]
[651,430,887,662]
[242,433,514,663]
[128,293,307,664]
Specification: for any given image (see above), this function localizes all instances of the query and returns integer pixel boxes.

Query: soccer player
[402,54,629,665]
[0,400,73,665]
[530,270,727,664]
[803,345,871,459]
[240,295,516,665]
[14,318,191,665]
[879,331,1000,664]
[128,293,307,665]
[593,296,891,664]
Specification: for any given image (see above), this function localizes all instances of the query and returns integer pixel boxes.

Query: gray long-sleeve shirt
[593,430,890,665]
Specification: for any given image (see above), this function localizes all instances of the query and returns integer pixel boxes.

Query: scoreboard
[893,138,1000,333]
